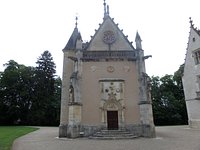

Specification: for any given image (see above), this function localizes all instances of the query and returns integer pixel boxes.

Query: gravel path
[12,126,200,150]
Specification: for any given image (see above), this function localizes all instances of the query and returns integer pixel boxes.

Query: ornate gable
[86,16,135,51]
[188,25,200,52]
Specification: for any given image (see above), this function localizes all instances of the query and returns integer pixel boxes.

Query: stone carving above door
[90,66,97,72]
[107,66,115,73]
[100,81,124,101]
[99,80,125,127]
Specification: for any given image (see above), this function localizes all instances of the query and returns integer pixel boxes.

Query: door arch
[107,111,118,130]
[101,93,125,130]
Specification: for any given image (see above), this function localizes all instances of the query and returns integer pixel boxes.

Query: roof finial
[135,31,142,49]
[103,0,110,19]
[103,0,107,17]
[189,17,193,28]
[75,16,78,28]
[107,5,109,15]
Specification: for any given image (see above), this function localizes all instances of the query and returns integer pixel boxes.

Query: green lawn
[0,126,38,150]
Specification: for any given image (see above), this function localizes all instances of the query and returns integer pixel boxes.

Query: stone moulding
[99,78,125,82]
[138,101,152,105]
[68,102,82,106]
[81,50,137,61]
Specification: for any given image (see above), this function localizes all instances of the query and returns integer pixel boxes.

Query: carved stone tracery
[100,81,125,129]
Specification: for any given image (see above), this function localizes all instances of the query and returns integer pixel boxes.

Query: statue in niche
[146,76,152,102]
[69,84,74,103]
[141,72,151,102]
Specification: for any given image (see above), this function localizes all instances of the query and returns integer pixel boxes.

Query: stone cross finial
[189,17,194,28]
[107,5,109,15]
[103,0,106,16]
[103,0,110,18]
[75,16,78,28]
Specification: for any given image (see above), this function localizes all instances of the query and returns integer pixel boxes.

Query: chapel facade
[182,18,200,128]
[59,1,155,138]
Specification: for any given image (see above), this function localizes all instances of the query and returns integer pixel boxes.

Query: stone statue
[69,84,74,103]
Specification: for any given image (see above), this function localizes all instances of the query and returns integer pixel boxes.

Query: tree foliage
[0,60,35,124]
[151,64,188,125]
[0,51,61,126]
[29,51,58,125]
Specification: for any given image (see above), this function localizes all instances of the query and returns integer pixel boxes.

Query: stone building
[59,1,155,138]
[182,18,200,128]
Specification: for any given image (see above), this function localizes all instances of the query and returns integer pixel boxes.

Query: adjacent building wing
[182,18,200,128]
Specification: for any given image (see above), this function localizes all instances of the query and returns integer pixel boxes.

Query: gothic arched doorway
[101,93,124,130]
[99,80,125,130]
[107,111,118,130]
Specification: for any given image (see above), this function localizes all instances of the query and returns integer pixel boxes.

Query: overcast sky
[0,0,200,77]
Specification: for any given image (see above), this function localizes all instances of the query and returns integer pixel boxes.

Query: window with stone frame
[194,49,200,65]
[196,75,200,89]
[196,75,200,99]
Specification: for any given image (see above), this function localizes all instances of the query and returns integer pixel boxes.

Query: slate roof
[63,27,82,51]
[135,32,142,42]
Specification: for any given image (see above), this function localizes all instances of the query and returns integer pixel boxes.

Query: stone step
[89,130,139,140]
[93,134,137,138]
[95,131,131,135]
[94,132,133,135]
[89,135,138,140]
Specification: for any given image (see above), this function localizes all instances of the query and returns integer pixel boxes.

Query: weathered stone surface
[58,124,68,138]
[59,6,155,138]
[182,20,200,129]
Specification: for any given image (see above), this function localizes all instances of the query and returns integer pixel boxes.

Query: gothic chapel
[59,1,155,138]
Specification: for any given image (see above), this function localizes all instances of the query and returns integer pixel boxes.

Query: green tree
[151,64,188,125]
[151,76,164,125]
[173,64,188,124]
[0,60,35,125]
[0,52,61,126]
[29,50,58,125]
[52,76,61,124]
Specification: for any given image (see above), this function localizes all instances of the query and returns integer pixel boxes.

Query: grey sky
[0,0,199,77]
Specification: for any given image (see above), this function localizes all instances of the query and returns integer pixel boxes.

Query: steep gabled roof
[63,27,82,51]
[85,15,135,51]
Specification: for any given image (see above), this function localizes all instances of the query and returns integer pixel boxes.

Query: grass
[0,126,38,150]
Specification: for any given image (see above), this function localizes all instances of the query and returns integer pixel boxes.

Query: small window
[194,50,200,64]
[193,37,196,42]
[196,76,200,98]
[197,75,200,89]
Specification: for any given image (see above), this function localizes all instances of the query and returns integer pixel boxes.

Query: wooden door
[107,111,118,130]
